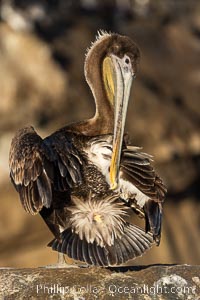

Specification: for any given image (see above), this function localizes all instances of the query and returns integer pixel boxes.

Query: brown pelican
[9,31,166,266]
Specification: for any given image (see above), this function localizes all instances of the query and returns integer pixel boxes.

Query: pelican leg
[43,253,89,268]
[56,253,78,268]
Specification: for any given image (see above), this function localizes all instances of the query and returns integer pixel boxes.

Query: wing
[44,130,83,192]
[9,126,53,215]
[9,126,83,216]
[120,145,167,244]
[120,145,166,202]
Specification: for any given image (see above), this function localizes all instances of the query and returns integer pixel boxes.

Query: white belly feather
[86,141,149,208]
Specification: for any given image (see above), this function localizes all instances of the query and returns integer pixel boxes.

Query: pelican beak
[109,55,134,190]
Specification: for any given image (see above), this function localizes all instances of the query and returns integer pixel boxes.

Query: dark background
[0,0,199,267]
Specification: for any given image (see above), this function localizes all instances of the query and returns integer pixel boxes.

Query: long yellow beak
[109,56,133,190]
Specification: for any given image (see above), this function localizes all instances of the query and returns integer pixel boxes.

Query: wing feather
[120,145,167,245]
[9,127,83,215]
[44,131,83,191]
[9,126,53,215]
[121,148,167,202]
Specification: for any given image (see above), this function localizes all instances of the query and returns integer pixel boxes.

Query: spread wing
[9,126,53,215]
[9,126,82,215]
[44,130,82,192]
[120,145,167,244]
[121,146,166,202]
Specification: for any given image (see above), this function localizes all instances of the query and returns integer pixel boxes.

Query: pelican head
[81,31,140,136]
[85,31,140,189]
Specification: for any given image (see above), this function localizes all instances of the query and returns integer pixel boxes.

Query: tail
[48,223,154,266]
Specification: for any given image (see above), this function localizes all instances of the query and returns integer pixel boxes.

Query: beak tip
[110,181,118,191]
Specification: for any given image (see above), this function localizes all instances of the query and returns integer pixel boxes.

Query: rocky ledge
[0,264,199,299]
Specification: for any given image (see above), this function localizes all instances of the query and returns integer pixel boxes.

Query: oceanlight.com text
[36,283,196,296]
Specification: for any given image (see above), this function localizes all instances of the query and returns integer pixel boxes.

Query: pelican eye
[125,58,130,64]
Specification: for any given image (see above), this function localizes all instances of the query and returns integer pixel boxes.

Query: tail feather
[88,241,101,265]
[96,243,109,266]
[93,242,106,266]
[131,229,149,252]
[124,231,142,257]
[71,234,79,260]
[89,243,99,265]
[67,233,74,258]
[82,238,93,265]
[91,242,102,266]
[126,226,149,255]
[117,239,130,263]
[112,239,124,265]
[49,223,154,266]
[77,236,84,262]
[61,230,71,253]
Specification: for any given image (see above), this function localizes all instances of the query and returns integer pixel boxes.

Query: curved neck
[84,37,114,135]
[67,35,115,136]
